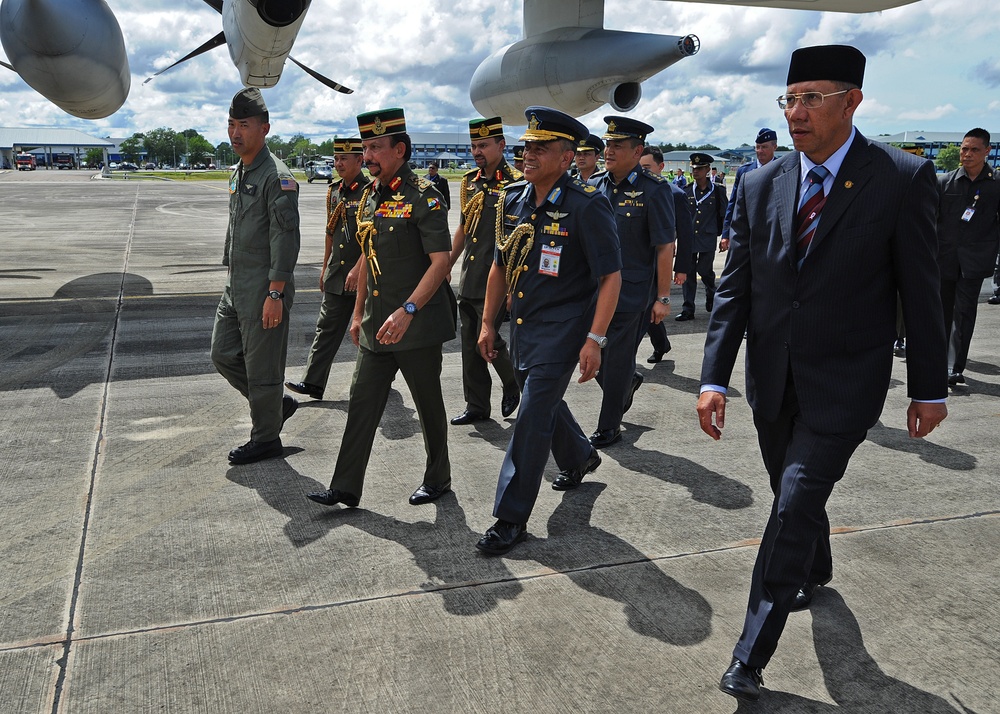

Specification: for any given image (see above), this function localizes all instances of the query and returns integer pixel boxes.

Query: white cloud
[1,0,997,150]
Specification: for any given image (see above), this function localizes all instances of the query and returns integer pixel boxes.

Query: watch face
[404,302,417,314]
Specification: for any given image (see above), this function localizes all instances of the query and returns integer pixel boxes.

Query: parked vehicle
[304,160,333,183]
[53,153,75,169]
[15,153,36,170]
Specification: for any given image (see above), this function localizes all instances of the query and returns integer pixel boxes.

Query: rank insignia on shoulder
[427,197,442,210]
[624,190,643,199]
[280,177,297,191]
[390,176,403,191]
[546,210,569,220]
[584,185,597,193]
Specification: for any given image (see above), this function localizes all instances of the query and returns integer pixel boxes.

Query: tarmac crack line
[48,185,142,714]
[3,507,992,659]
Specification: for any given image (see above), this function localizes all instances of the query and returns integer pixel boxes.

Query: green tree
[936,144,960,172]
[217,141,235,167]
[85,148,104,167]
[142,127,178,165]
[187,135,215,166]
[119,133,144,162]
[317,138,336,156]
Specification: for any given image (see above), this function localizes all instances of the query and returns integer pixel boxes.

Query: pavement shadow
[640,358,743,399]
[732,589,975,712]
[225,458,343,548]
[465,417,516,452]
[613,423,755,510]
[508,482,713,646]
[865,421,976,471]
[963,358,1000,377]
[336,493,525,616]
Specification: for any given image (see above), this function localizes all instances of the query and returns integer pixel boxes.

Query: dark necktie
[795,165,830,267]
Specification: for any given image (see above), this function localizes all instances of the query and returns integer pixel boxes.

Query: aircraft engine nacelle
[223,0,311,87]
[0,0,130,119]
[470,28,699,125]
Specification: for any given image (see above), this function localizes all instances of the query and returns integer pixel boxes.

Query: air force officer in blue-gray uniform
[697,45,948,701]
[476,107,621,555]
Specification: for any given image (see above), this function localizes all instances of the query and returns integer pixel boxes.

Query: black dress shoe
[476,520,527,555]
[282,395,298,425]
[706,297,714,312]
[791,576,832,611]
[893,339,906,357]
[501,389,521,418]
[948,372,965,386]
[719,658,763,701]
[408,481,452,505]
[675,311,694,321]
[622,372,643,414]
[989,293,1000,305]
[589,427,621,448]
[306,488,360,507]
[647,351,664,364]
[450,409,488,425]
[285,381,323,400]
[228,438,283,464]
[552,449,601,490]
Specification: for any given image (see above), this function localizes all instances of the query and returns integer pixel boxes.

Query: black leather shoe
[285,381,323,400]
[948,372,965,386]
[706,297,714,312]
[476,520,527,555]
[675,311,694,321]
[228,438,283,464]
[719,658,763,701]
[893,339,906,357]
[647,351,664,363]
[501,389,521,418]
[791,576,832,611]
[589,427,621,448]
[450,409,488,425]
[552,449,601,490]
[282,395,298,425]
[623,372,643,414]
[306,488,360,507]
[989,293,1000,305]
[408,481,452,505]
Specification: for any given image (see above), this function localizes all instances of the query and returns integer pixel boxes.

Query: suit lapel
[774,153,800,270]
[808,133,873,255]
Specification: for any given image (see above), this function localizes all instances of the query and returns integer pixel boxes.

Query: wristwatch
[403,301,418,315]
[587,332,608,348]
[657,295,671,305]
[268,290,284,300]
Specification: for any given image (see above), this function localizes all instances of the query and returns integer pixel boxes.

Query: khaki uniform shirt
[457,160,523,299]
[323,172,371,294]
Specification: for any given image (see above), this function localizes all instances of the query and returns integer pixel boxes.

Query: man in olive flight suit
[448,116,522,426]
[212,88,300,465]
[308,108,456,509]
[286,137,370,400]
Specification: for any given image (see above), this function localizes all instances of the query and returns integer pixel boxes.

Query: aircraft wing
[655,0,921,12]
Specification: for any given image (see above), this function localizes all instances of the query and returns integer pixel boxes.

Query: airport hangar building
[0,128,115,169]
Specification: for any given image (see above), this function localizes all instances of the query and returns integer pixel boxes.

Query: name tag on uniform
[375,201,412,218]
[962,207,976,222]
[241,183,256,196]
[540,244,562,276]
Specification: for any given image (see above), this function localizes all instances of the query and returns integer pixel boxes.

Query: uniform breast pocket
[374,219,408,258]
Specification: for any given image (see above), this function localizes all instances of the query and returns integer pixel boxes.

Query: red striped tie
[795,166,829,266]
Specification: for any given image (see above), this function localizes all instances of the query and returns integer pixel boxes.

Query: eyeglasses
[776,89,850,110]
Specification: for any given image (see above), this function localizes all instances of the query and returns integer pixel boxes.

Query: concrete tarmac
[0,168,997,714]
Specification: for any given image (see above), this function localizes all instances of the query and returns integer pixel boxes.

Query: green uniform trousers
[300,291,355,392]
[211,296,290,443]
[330,343,450,498]
[458,297,518,416]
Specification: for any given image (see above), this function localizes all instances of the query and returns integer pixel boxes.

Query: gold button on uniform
[530,214,536,220]
[516,318,523,324]
[388,226,394,232]
[517,291,523,298]
[550,241,556,246]
[339,244,344,248]
[373,289,379,296]
[472,238,477,243]
[469,255,475,261]
[340,260,345,265]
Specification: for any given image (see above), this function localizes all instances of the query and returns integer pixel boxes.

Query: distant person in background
[512,145,525,172]
[676,153,726,322]
[672,167,687,188]
[936,127,1000,386]
[722,128,779,247]
[574,133,604,182]
[425,162,451,210]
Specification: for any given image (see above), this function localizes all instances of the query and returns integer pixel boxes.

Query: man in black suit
[936,128,1000,386]
[696,45,948,702]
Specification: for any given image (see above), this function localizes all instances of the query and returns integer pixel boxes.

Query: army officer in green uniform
[212,88,300,465]
[308,108,455,508]
[286,137,370,400]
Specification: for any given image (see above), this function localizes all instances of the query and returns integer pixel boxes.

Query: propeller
[143,31,226,85]
[288,55,352,94]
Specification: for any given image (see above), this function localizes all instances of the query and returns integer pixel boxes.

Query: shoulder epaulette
[463,167,478,178]
[504,165,524,181]
[567,178,600,196]
[410,174,434,191]
[641,167,668,183]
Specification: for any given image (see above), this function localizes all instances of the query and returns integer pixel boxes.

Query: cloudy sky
[1,0,998,149]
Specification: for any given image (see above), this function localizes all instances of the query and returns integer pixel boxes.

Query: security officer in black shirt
[286,138,369,400]
[476,107,621,555]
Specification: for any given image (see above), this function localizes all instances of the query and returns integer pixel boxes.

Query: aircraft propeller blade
[143,31,226,84]
[0,59,13,71]
[287,55,353,94]
[202,0,223,13]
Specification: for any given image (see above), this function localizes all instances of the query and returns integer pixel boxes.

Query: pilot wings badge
[624,190,643,199]
[546,210,569,220]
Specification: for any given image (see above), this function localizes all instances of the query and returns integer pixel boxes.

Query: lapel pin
[844,180,854,189]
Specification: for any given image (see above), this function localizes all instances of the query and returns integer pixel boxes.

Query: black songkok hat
[786,45,866,88]
[229,87,267,119]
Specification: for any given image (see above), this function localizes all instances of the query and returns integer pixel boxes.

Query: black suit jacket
[701,132,947,434]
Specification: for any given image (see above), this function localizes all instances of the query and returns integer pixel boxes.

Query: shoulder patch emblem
[280,176,298,191]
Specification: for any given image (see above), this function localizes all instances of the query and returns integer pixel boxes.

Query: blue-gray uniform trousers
[300,290,355,390]
[735,374,865,669]
[493,361,593,524]
[595,310,644,431]
[329,344,450,498]
[681,251,717,313]
[211,287,291,443]
[459,296,518,415]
